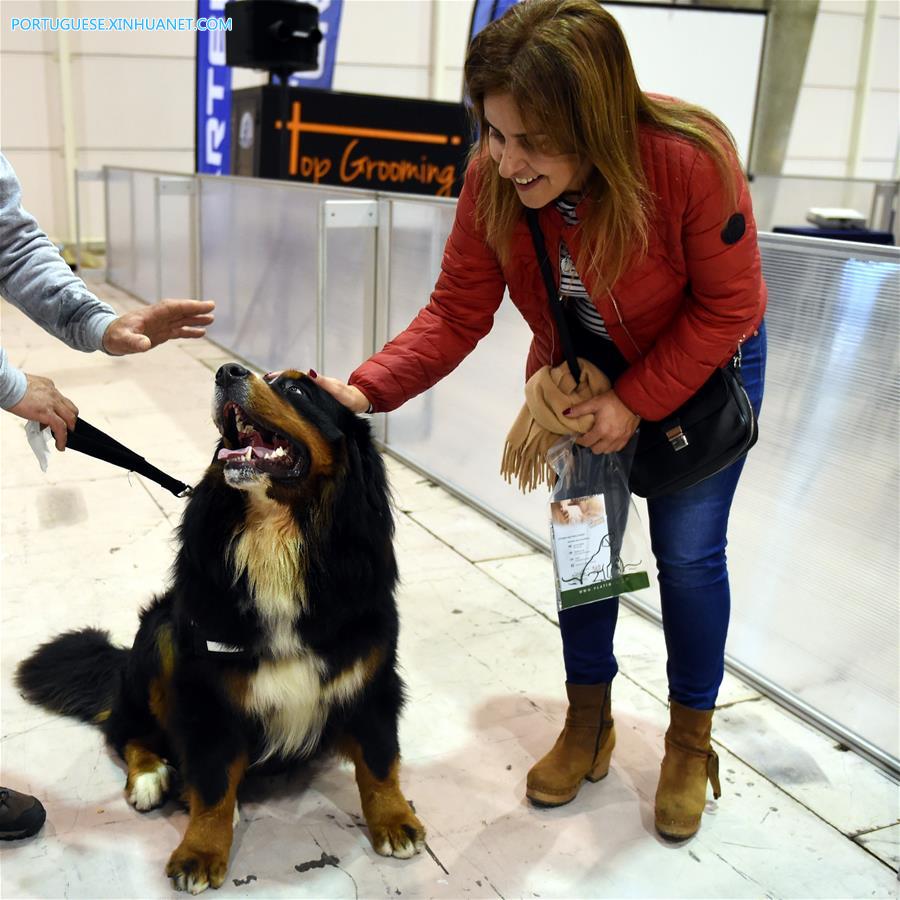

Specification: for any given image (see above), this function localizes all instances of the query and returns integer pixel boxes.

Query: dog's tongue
[218,447,247,461]
[218,446,288,462]
[217,446,267,461]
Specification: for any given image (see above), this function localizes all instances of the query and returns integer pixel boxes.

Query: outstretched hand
[7,373,78,450]
[567,389,639,454]
[102,299,215,355]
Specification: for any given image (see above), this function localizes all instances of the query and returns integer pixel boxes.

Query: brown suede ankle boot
[526,682,615,807]
[654,700,722,840]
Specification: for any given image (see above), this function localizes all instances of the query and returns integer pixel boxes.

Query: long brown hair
[464,0,742,287]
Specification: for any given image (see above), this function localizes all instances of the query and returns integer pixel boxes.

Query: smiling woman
[483,93,590,208]
[314,0,768,845]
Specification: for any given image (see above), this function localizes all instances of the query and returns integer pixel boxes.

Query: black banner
[231,86,472,197]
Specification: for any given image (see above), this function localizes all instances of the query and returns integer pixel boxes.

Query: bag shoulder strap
[525,208,581,384]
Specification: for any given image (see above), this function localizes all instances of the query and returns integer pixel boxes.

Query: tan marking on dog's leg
[125,739,170,811]
[166,754,247,895]
[343,738,425,859]
[149,626,177,726]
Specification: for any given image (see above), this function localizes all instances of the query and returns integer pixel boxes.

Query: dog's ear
[342,422,392,523]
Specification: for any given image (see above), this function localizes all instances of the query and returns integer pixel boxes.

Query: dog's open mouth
[217,402,308,477]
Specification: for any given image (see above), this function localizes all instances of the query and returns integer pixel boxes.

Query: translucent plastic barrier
[105,168,134,292]
[156,176,196,302]
[105,168,200,303]
[381,198,549,538]
[198,176,377,377]
[130,171,161,303]
[105,172,899,773]
[731,234,899,765]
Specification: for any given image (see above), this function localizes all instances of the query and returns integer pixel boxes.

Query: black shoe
[0,787,47,840]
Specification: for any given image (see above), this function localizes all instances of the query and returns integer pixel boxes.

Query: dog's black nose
[216,363,251,387]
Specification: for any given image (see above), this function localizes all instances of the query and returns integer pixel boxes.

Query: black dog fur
[16,364,425,893]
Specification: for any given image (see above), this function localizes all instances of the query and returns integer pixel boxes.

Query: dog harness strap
[66,418,193,497]
[181,618,255,660]
[206,641,245,654]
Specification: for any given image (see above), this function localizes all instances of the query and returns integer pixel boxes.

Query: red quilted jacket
[349,125,767,421]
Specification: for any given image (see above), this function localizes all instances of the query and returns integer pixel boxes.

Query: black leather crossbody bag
[525,209,758,499]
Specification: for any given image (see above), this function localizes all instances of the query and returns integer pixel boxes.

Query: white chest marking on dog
[245,655,326,761]
[244,653,372,763]
[228,485,373,763]
[230,489,306,657]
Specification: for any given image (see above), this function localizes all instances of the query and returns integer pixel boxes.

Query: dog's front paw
[127,763,170,811]
[368,809,426,860]
[166,842,229,894]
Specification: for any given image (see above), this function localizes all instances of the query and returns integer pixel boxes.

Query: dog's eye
[287,385,305,397]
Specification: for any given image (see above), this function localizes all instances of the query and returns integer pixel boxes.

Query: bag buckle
[665,425,689,451]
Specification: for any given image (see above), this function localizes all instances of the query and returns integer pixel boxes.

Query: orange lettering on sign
[339,139,455,197]
[299,154,331,182]
[274,102,460,196]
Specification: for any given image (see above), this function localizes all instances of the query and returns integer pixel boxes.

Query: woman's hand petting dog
[267,370,371,415]
[102,299,215,355]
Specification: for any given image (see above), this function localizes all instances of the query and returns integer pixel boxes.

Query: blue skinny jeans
[558,321,767,709]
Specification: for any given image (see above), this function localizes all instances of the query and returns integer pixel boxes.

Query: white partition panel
[156,176,196,303]
[730,236,899,764]
[105,167,134,293]
[321,200,378,382]
[131,172,159,303]
[198,177,376,374]
[383,198,549,537]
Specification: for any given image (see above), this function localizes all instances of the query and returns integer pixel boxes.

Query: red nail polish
[563,408,572,416]
[309,369,318,379]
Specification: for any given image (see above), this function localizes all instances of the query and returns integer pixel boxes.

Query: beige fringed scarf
[501,358,611,492]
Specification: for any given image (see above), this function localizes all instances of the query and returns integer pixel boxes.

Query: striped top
[555,196,611,340]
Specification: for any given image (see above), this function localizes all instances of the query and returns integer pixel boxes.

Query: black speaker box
[225,0,322,73]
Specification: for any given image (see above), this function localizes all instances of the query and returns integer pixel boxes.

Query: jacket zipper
[606,288,643,358]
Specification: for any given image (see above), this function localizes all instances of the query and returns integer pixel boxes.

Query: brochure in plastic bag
[547,436,651,612]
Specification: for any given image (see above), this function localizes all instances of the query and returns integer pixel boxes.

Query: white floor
[1,286,898,899]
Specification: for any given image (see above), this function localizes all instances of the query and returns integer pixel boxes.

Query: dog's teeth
[273,447,285,457]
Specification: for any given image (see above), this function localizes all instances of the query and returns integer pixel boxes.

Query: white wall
[1,0,198,243]
[333,0,470,100]
[1,0,897,244]
[784,0,899,179]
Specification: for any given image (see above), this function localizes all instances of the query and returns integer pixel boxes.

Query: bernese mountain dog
[16,363,425,893]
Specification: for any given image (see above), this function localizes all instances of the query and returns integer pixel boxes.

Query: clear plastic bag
[547,436,651,612]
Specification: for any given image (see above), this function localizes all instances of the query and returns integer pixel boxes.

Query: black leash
[66,418,193,498]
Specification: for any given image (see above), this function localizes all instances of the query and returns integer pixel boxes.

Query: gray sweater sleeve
[0,152,117,408]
